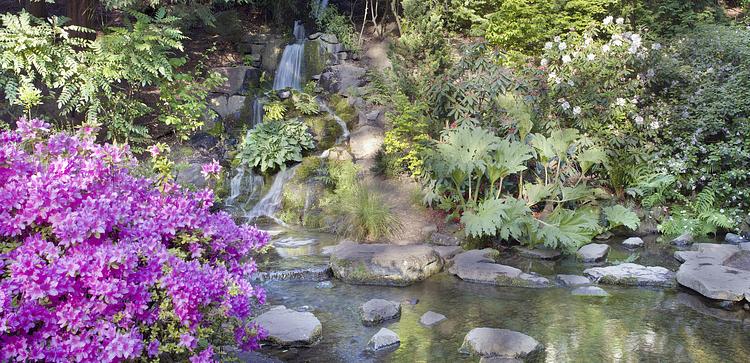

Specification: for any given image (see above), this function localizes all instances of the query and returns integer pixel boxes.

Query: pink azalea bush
[0,118,269,362]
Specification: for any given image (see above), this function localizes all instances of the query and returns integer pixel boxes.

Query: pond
[253,228,750,363]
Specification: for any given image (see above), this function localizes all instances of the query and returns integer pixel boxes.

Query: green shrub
[337,185,403,241]
[313,2,359,51]
[236,119,315,173]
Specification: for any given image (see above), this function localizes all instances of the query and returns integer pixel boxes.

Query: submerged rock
[671,233,694,246]
[251,306,322,346]
[725,233,749,245]
[366,328,400,351]
[420,311,447,327]
[571,286,609,297]
[584,263,675,287]
[513,246,562,260]
[360,299,401,326]
[329,243,443,286]
[676,243,750,302]
[576,243,610,263]
[252,266,332,282]
[449,249,549,287]
[622,237,645,249]
[316,280,334,289]
[555,274,592,286]
[458,328,543,360]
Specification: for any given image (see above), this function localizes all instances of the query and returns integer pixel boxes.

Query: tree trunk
[391,0,402,35]
[67,0,96,28]
[24,0,47,18]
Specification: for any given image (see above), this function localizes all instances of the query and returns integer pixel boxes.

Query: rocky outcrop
[555,274,591,286]
[449,249,549,287]
[584,263,675,287]
[212,66,260,95]
[251,306,322,346]
[458,328,543,360]
[208,94,247,120]
[671,233,693,246]
[675,243,750,302]
[576,243,610,263]
[329,243,443,286]
[360,299,401,326]
[420,311,447,327]
[366,328,400,351]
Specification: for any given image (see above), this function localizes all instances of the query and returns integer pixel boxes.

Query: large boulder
[584,263,675,287]
[208,94,248,120]
[675,243,750,302]
[360,299,401,326]
[366,328,400,351]
[319,64,367,95]
[349,125,384,160]
[329,244,443,286]
[212,66,260,95]
[251,306,322,346]
[449,249,549,287]
[576,243,610,263]
[458,328,543,360]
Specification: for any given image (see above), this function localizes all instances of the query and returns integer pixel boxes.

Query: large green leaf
[603,205,640,231]
[530,207,599,252]
[486,139,534,184]
[437,126,500,176]
[461,197,530,238]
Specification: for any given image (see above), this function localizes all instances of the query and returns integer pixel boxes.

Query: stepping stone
[458,328,543,359]
[366,328,400,351]
[577,244,610,263]
[330,243,443,286]
[622,237,644,249]
[555,274,591,286]
[360,299,401,326]
[676,243,750,301]
[251,306,322,346]
[671,232,693,246]
[584,263,675,287]
[514,246,562,260]
[420,311,447,326]
[449,249,549,287]
[571,286,609,297]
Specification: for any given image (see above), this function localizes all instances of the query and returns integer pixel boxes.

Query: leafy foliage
[0,118,269,361]
[313,2,359,51]
[236,119,315,173]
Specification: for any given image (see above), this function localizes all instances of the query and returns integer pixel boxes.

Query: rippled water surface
[255,230,750,363]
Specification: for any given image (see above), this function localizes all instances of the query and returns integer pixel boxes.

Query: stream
[252,229,750,362]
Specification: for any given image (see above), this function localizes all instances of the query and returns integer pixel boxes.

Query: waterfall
[317,0,330,17]
[272,21,306,91]
[251,97,264,126]
[317,98,350,144]
[245,165,298,222]
[226,167,245,205]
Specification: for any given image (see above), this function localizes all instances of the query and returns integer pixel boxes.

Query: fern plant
[659,188,734,237]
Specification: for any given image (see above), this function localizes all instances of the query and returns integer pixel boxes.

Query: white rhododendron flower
[603,16,613,25]
[573,106,582,115]
[652,43,662,50]
[616,98,626,106]
[587,53,595,61]
[616,17,624,25]
[558,42,567,50]
[541,58,549,66]
[562,54,571,63]
[634,115,644,124]
[545,42,553,50]
[602,44,610,53]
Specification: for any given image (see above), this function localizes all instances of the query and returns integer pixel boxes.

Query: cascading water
[317,98,350,144]
[251,97,265,127]
[244,165,298,223]
[225,165,265,208]
[272,21,306,91]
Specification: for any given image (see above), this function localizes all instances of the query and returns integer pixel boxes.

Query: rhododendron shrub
[0,118,269,362]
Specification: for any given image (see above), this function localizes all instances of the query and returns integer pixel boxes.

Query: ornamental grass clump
[0,118,269,362]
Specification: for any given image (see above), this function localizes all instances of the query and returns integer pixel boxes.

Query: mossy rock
[329,94,357,129]
[304,40,329,82]
[304,114,343,151]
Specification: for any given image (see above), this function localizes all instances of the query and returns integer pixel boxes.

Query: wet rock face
[676,243,750,302]
[366,328,400,351]
[458,328,543,360]
[576,243,610,263]
[329,243,443,286]
[449,249,550,288]
[251,306,322,347]
[584,263,675,287]
[360,299,401,326]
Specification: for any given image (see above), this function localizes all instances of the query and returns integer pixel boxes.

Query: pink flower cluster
[0,119,269,362]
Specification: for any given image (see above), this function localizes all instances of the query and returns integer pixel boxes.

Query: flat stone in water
[366,328,400,351]
[273,237,318,247]
[514,246,562,260]
[572,286,609,297]
[330,243,443,286]
[577,243,610,263]
[360,299,401,326]
[433,246,464,261]
[316,280,334,289]
[676,244,750,301]
[555,274,591,286]
[622,237,645,248]
[420,311,447,326]
[251,306,322,346]
[584,263,675,287]
[449,249,549,288]
[458,327,543,359]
